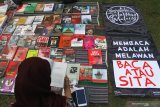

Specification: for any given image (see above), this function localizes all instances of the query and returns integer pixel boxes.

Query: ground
[0,0,160,107]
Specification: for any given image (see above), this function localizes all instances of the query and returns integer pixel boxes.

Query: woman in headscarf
[12,57,75,107]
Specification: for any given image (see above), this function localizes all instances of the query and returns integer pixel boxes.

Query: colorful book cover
[33,15,44,25]
[50,48,63,62]
[63,48,75,63]
[52,24,62,36]
[0,34,11,46]
[25,16,35,25]
[81,6,90,14]
[94,36,107,49]
[3,24,16,34]
[81,15,92,24]
[13,47,28,61]
[59,36,72,48]
[43,25,54,36]
[0,61,8,77]
[53,4,64,14]
[83,36,95,49]
[35,3,44,12]
[34,25,45,35]
[7,35,19,46]
[42,15,53,26]
[5,61,21,78]
[72,5,81,13]
[38,47,50,58]
[16,4,27,13]
[24,3,37,13]
[52,15,61,24]
[1,77,15,93]
[74,24,86,35]
[90,5,98,15]
[62,24,74,35]
[63,5,72,13]
[0,46,17,60]
[43,3,54,12]
[26,49,38,58]
[16,17,27,25]
[48,36,60,48]
[85,25,95,35]
[23,24,37,35]
[88,49,102,65]
[35,36,49,48]
[92,64,107,83]
[13,25,25,35]
[24,35,37,49]
[79,64,92,81]
[62,15,71,24]
[71,35,84,48]
[0,14,7,28]
[71,14,81,24]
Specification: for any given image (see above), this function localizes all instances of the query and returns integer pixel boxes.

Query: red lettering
[143,61,152,69]
[145,77,156,87]
[117,61,123,68]
[133,76,142,86]
[139,69,146,77]
[124,61,132,68]
[125,69,132,76]
[132,60,140,69]
[119,76,128,86]
[131,68,139,76]
[129,77,133,86]
[145,69,154,77]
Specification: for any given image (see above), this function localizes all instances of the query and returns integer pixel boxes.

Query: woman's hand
[64,76,72,98]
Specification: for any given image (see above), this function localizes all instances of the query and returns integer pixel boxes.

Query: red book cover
[38,47,50,58]
[0,46,17,60]
[52,15,61,24]
[88,49,102,65]
[42,15,53,26]
[5,61,21,78]
[79,64,92,81]
[83,36,95,49]
[0,61,9,77]
[0,34,11,46]
[59,35,72,48]
[13,47,28,61]
[35,36,49,48]
[71,14,81,24]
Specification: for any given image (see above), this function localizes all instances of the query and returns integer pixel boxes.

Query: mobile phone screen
[76,89,87,106]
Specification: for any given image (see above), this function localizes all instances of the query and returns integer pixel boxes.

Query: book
[74,24,86,35]
[0,46,17,60]
[23,24,37,35]
[63,5,72,13]
[24,35,37,49]
[26,49,38,58]
[1,77,15,93]
[50,62,67,88]
[52,15,61,24]
[62,15,71,24]
[59,36,72,48]
[42,15,53,26]
[81,6,90,14]
[43,3,54,12]
[72,5,81,13]
[25,16,35,25]
[13,47,28,61]
[13,25,25,35]
[79,64,92,81]
[50,48,63,62]
[90,5,98,15]
[3,24,16,34]
[83,36,95,49]
[0,34,11,46]
[43,25,54,36]
[38,47,50,58]
[5,61,21,78]
[81,15,92,24]
[35,3,44,12]
[62,24,74,36]
[52,24,62,36]
[85,25,95,35]
[0,4,8,14]
[71,14,81,24]
[0,15,7,28]
[35,36,49,48]
[71,35,84,48]
[53,4,64,14]
[33,15,44,25]
[92,64,107,83]
[91,16,98,24]
[63,48,75,63]
[34,25,45,35]
[94,36,107,49]
[24,3,37,13]
[88,49,102,65]
[48,36,60,48]
[7,35,19,46]
[16,17,27,25]
[16,4,27,14]
[0,61,8,77]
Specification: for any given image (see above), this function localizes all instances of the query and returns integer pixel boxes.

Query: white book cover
[13,25,25,35]
[0,4,8,14]
[74,24,86,34]
[81,6,90,14]
[81,15,92,24]
[23,25,37,35]
[25,16,35,25]
[43,3,54,12]
[33,15,44,23]
[50,62,67,88]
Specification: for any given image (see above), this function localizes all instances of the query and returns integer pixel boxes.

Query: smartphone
[75,87,87,107]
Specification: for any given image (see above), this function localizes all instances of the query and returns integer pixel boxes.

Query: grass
[0,0,160,107]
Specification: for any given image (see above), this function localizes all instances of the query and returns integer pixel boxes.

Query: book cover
[81,6,90,14]
[48,36,60,48]
[62,24,74,36]
[74,24,86,35]
[0,46,17,60]
[23,24,37,35]
[81,15,92,24]
[25,16,35,25]
[34,25,45,35]
[63,5,72,13]
[72,5,81,13]
[71,35,84,48]
[17,37,26,47]
[35,36,49,48]
[79,64,92,81]
[0,61,8,77]
[43,3,54,12]
[33,15,44,25]
[91,16,98,24]
[52,15,61,24]
[13,25,25,35]
[85,25,95,35]
[0,4,8,14]
[43,25,54,36]
[24,3,37,13]
[50,48,63,62]
[16,4,27,14]
[71,14,81,24]
[38,47,50,58]
[63,48,75,63]
[1,77,15,93]
[5,61,21,78]
[13,47,28,61]
[62,15,71,24]
[7,35,19,46]
[26,49,38,58]
[35,3,44,12]
[24,35,37,49]
[16,17,27,25]
[0,34,11,46]
[0,15,7,28]
[94,36,107,49]
[83,36,95,49]
[88,49,102,65]
[9,17,19,25]
[52,24,62,36]
[90,5,98,15]
[53,4,64,14]
[3,24,16,34]
[92,64,107,83]
[42,15,53,26]
[59,36,72,48]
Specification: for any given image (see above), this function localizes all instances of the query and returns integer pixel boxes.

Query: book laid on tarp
[0,61,9,77]
[13,47,28,61]
[26,49,38,58]
[24,3,37,13]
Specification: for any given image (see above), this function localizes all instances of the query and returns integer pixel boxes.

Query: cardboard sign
[113,60,160,88]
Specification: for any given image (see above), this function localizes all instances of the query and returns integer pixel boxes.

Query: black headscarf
[12,57,66,107]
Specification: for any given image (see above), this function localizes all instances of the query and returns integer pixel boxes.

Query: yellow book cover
[16,17,27,25]
[35,3,44,12]
[0,15,7,28]
[26,49,38,58]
